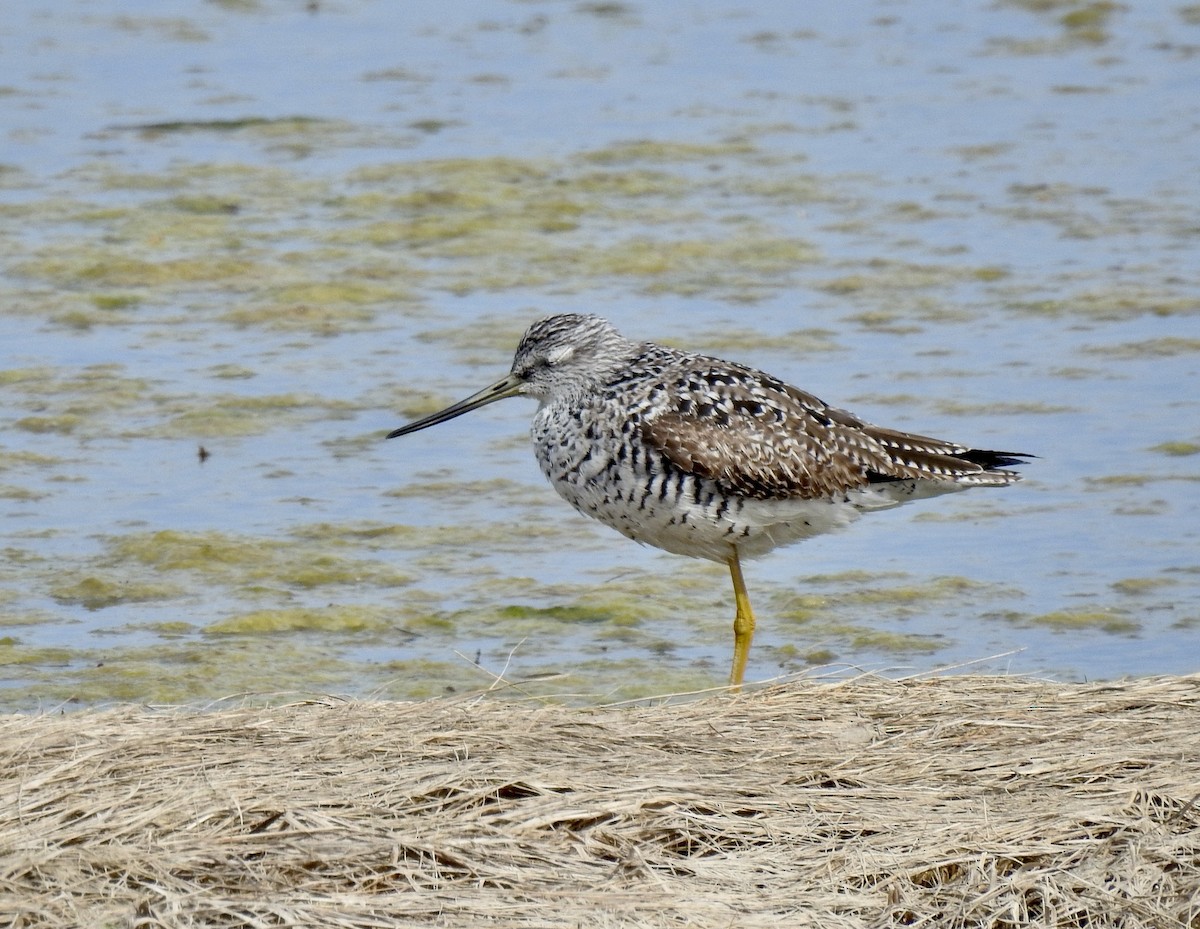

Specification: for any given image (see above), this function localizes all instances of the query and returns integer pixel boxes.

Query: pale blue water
[1,0,1198,706]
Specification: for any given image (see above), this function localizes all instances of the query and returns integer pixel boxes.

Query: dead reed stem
[2,675,1198,927]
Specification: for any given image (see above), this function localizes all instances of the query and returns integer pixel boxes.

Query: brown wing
[641,361,1022,500]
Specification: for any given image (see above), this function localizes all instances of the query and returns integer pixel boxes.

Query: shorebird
[388,314,1028,688]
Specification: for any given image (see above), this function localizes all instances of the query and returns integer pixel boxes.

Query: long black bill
[386,373,525,439]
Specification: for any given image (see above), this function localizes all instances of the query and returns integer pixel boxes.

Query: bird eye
[545,345,575,366]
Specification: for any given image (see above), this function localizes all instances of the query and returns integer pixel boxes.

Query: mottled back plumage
[388,313,1030,686]
[639,362,1022,500]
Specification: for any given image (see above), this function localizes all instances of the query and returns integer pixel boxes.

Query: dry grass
[2,674,1198,928]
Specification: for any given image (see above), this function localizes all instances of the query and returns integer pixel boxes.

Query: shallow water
[1,0,1198,708]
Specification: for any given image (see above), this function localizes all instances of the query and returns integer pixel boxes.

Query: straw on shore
[2,674,1198,927]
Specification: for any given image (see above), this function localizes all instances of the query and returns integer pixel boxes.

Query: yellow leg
[727,550,755,691]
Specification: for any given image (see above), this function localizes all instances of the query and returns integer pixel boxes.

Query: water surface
[1,0,1198,707]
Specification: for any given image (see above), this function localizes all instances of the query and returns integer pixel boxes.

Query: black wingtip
[960,450,1037,470]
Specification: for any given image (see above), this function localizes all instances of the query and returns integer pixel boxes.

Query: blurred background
[1,0,1198,707]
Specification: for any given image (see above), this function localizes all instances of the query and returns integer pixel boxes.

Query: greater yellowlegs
[388,314,1029,688]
